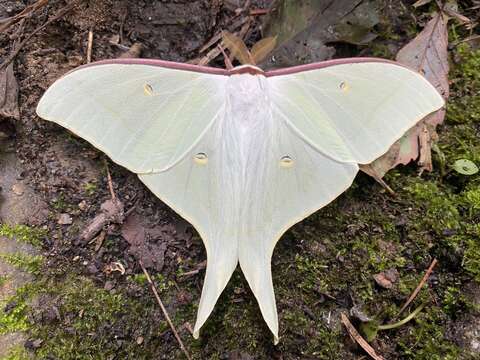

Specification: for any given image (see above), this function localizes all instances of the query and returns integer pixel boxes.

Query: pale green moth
[36,56,444,343]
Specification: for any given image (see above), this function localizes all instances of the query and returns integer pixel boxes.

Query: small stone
[58,213,73,225]
[104,281,114,291]
[78,200,88,211]
[136,336,144,345]
[82,260,88,266]
[73,255,80,261]
[11,183,25,196]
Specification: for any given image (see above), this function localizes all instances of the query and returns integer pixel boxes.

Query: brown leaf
[250,36,277,64]
[412,0,433,7]
[0,62,20,120]
[222,31,253,65]
[261,0,380,68]
[365,12,449,178]
[119,42,143,59]
[121,213,146,247]
[373,269,399,289]
[121,213,166,271]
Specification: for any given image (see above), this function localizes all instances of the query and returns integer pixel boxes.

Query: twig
[359,165,396,196]
[103,157,116,200]
[0,2,75,71]
[249,8,269,16]
[0,0,49,33]
[218,44,234,69]
[105,161,116,200]
[341,313,385,360]
[86,28,93,63]
[139,261,192,360]
[398,258,438,315]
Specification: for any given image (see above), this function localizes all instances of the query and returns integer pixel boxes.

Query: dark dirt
[1,0,480,359]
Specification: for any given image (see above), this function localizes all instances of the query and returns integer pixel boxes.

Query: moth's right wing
[36,60,228,173]
[267,60,445,165]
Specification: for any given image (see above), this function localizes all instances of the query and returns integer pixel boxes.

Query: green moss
[463,239,480,282]
[406,181,460,233]
[83,182,97,196]
[0,275,9,287]
[0,253,43,275]
[397,306,460,359]
[0,284,38,336]
[447,44,480,124]
[1,345,31,360]
[0,224,46,247]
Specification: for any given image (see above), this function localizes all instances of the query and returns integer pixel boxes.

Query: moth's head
[229,64,265,76]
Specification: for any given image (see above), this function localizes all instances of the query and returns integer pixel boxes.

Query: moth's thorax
[226,74,269,126]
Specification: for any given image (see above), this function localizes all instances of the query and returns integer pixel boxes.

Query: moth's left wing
[36,59,228,173]
[267,59,445,164]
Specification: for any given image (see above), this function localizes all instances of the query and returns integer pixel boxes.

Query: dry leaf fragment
[373,269,399,289]
[0,62,20,120]
[104,261,126,275]
[222,31,254,65]
[58,213,73,225]
[364,11,449,178]
[413,0,433,7]
[250,36,277,64]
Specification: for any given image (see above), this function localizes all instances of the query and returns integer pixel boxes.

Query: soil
[0,0,479,359]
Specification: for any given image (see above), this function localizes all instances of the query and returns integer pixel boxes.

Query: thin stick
[249,8,269,16]
[0,2,75,70]
[139,261,192,360]
[341,313,385,360]
[0,0,49,33]
[218,44,234,69]
[104,160,116,200]
[86,28,93,63]
[398,258,438,315]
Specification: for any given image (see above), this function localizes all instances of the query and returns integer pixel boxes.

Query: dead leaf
[119,42,143,59]
[121,213,166,271]
[222,31,254,65]
[0,62,20,120]
[413,0,433,7]
[261,0,380,68]
[104,261,126,275]
[373,269,399,289]
[364,12,449,178]
[250,36,277,64]
[58,213,73,225]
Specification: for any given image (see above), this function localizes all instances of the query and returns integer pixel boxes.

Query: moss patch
[0,224,46,248]
[0,254,43,275]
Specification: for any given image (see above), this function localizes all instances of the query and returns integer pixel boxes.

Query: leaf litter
[361,9,450,182]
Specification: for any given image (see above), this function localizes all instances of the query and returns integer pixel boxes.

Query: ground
[0,0,479,359]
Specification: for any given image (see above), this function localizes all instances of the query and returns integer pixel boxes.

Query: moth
[36,40,444,343]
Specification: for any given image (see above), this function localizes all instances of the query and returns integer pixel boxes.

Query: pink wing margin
[72,57,412,77]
